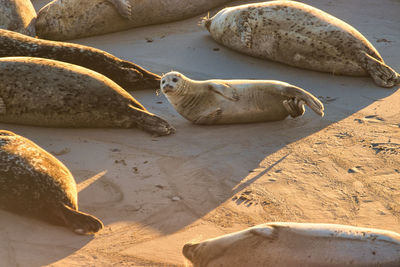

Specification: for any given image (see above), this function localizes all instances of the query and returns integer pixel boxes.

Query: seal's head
[160,71,186,95]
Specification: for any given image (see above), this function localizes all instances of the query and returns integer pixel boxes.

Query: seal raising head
[161,71,324,125]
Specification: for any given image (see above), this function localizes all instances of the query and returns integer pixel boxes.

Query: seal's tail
[199,13,212,31]
[284,86,324,117]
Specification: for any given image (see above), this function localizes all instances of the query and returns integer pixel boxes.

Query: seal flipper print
[107,0,132,20]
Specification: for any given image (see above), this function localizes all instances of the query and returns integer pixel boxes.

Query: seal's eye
[172,78,178,83]
[162,80,165,84]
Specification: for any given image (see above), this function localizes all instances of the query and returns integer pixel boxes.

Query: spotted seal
[201,1,400,88]
[0,29,160,91]
[161,71,324,124]
[36,0,234,40]
[0,130,103,234]
[0,0,36,37]
[0,57,174,136]
[183,222,400,266]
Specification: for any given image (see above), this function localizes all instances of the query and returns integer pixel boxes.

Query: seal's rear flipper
[129,105,175,136]
[283,99,305,118]
[107,0,132,20]
[358,51,400,88]
[284,86,324,117]
[59,204,104,235]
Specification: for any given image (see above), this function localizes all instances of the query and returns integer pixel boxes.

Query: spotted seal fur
[183,222,400,266]
[0,130,103,234]
[0,57,174,136]
[161,71,324,125]
[201,1,400,88]
[0,0,36,37]
[0,29,160,91]
[36,0,234,40]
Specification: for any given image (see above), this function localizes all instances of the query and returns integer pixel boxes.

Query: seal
[161,71,324,124]
[0,130,103,234]
[0,57,174,136]
[0,29,160,91]
[0,0,36,37]
[201,1,400,88]
[183,222,400,266]
[36,0,234,40]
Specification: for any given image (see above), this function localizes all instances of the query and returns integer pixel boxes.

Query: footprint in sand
[370,143,400,155]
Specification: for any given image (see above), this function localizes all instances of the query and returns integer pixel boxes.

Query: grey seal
[0,57,174,136]
[183,222,400,266]
[36,0,234,40]
[202,1,400,88]
[0,130,103,234]
[161,71,324,124]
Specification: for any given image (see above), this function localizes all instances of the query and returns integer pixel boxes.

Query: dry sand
[0,0,399,266]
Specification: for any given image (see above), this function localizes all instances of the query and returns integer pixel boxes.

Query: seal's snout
[162,84,174,94]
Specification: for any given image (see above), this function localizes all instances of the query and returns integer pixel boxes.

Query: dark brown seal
[0,57,174,136]
[0,130,103,234]
[0,29,160,91]
[0,0,36,37]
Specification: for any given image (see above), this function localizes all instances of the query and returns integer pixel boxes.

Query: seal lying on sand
[161,71,324,124]
[0,57,174,136]
[0,29,160,91]
[36,0,234,40]
[201,1,400,88]
[0,130,103,234]
[0,0,36,37]
[183,222,400,266]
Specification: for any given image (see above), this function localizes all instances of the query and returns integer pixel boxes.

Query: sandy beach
[0,0,399,266]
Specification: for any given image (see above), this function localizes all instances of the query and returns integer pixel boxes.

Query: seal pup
[36,0,234,40]
[161,71,324,124]
[0,29,160,91]
[183,222,400,266]
[201,1,400,88]
[0,57,174,136]
[0,130,103,234]
[0,0,36,37]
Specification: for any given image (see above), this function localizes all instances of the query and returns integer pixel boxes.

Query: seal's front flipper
[58,204,103,235]
[283,98,305,118]
[107,0,132,20]
[358,51,400,88]
[208,83,239,101]
[0,98,6,115]
[194,108,222,124]
[238,13,252,48]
